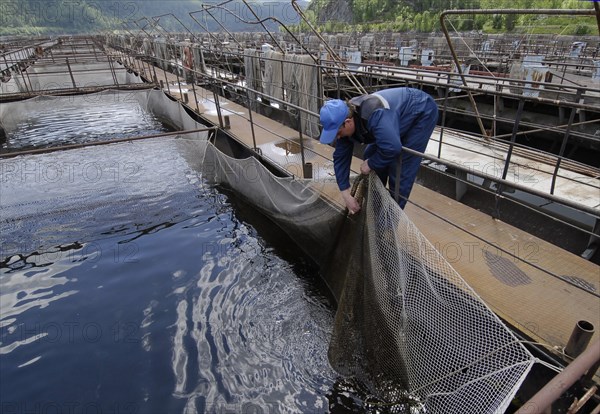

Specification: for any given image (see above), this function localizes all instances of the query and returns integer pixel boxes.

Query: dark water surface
[0,137,366,413]
[1,94,171,153]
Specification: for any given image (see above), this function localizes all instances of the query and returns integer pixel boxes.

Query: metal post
[174,48,184,98]
[296,113,308,179]
[162,60,170,94]
[550,88,583,195]
[190,67,200,113]
[582,218,600,261]
[69,42,77,63]
[23,65,35,94]
[317,57,324,109]
[65,58,77,89]
[500,97,526,181]
[151,60,159,86]
[245,87,258,151]
[17,63,31,96]
[490,95,526,217]
[107,55,120,87]
[89,38,98,61]
[212,81,224,129]
[335,66,340,99]
[438,83,450,159]
[3,53,10,74]
[565,320,595,358]
[394,155,403,204]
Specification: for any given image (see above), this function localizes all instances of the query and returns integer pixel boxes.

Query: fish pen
[1,5,600,414]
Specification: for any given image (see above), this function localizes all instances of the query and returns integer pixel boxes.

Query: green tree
[505,14,516,31]
[492,14,503,30]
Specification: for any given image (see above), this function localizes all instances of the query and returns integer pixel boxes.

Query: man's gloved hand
[341,189,361,215]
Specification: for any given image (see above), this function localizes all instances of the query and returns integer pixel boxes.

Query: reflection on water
[1,93,171,152]
[0,137,369,413]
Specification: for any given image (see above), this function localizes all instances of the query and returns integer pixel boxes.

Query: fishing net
[327,173,535,413]
[200,139,535,412]
[200,143,344,268]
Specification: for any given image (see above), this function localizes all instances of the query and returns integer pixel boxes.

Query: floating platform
[115,53,600,372]
[3,37,599,402]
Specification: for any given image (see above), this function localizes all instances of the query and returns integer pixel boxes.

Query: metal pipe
[501,98,525,181]
[245,86,258,151]
[65,58,77,89]
[200,6,244,50]
[402,145,600,222]
[296,110,307,178]
[567,385,598,414]
[439,12,489,138]
[190,67,200,113]
[152,13,197,44]
[583,355,600,386]
[438,82,450,159]
[515,340,600,414]
[291,0,366,95]
[394,155,403,204]
[240,0,285,54]
[211,81,224,129]
[22,62,35,95]
[565,320,595,359]
[107,55,120,87]
[161,58,170,95]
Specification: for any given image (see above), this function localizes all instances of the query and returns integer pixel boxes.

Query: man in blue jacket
[319,87,438,213]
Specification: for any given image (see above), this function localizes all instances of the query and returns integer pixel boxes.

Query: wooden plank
[406,184,600,350]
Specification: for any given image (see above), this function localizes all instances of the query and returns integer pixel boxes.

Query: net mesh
[199,142,535,413]
[328,173,534,413]
[200,143,344,269]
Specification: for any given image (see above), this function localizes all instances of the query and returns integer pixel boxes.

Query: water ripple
[2,93,170,152]
[170,219,336,413]
[0,135,348,413]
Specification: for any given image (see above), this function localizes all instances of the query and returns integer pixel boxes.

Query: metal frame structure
[3,6,600,410]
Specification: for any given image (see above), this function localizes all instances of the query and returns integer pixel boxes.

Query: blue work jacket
[332,87,433,191]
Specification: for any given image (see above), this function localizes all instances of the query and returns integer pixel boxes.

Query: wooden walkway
[130,58,599,374]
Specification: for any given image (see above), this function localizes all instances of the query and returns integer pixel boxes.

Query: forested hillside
[0,0,307,36]
[304,0,597,35]
[0,0,596,36]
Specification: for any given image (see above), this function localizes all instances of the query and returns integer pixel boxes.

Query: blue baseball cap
[319,99,348,144]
